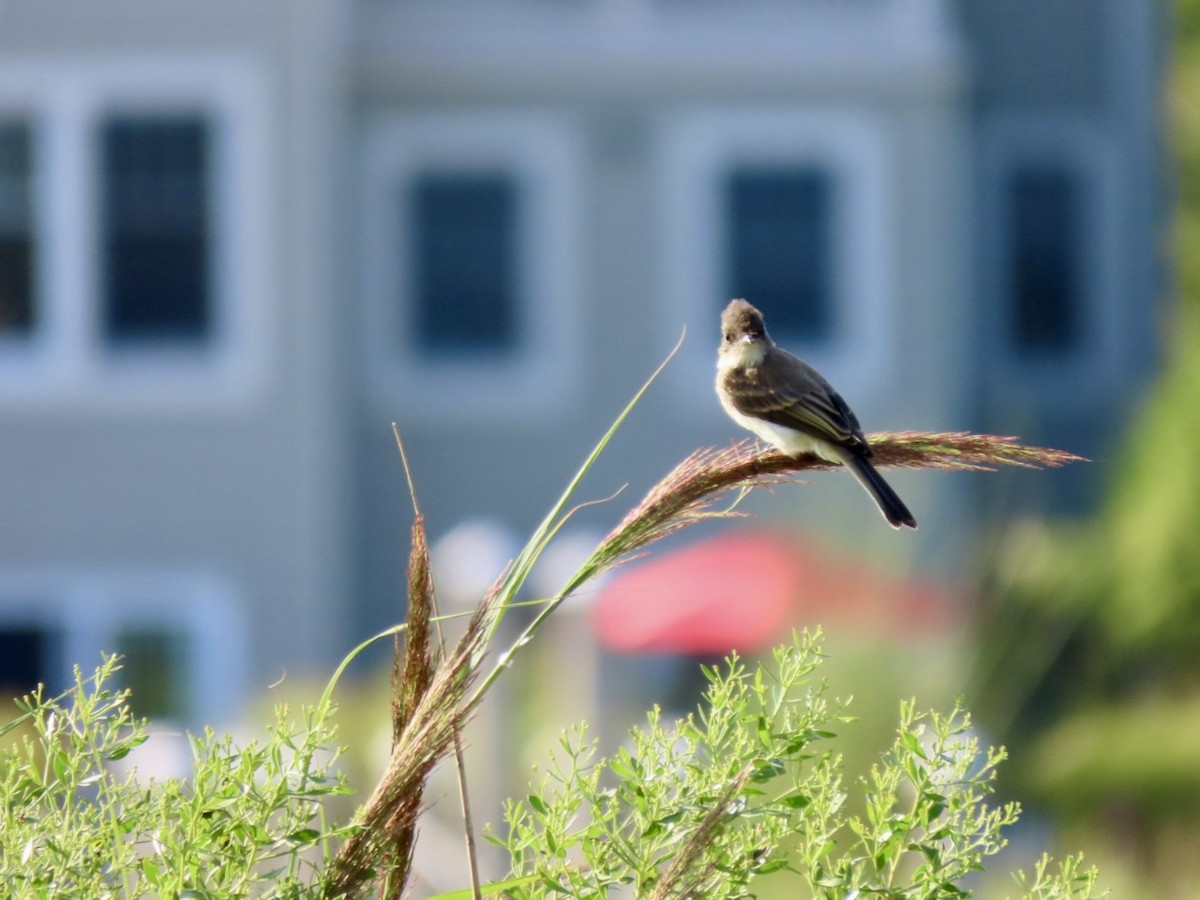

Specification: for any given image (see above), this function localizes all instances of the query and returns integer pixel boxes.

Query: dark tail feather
[844,454,917,530]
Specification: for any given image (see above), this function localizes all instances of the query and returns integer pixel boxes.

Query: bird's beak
[739,333,758,344]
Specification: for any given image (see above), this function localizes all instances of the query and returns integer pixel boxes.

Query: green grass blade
[481,329,685,641]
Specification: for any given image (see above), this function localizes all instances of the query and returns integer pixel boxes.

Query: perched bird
[715,298,916,529]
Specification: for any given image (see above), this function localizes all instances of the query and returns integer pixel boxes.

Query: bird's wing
[727,351,869,451]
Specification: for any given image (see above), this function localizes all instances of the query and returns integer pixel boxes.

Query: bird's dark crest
[721,299,767,339]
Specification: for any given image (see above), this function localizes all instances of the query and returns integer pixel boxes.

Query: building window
[981,117,1125,412]
[362,112,581,420]
[0,57,270,409]
[1008,164,1080,353]
[408,172,518,357]
[101,115,212,346]
[725,166,833,341]
[0,625,63,699]
[0,574,246,725]
[115,628,190,720]
[657,109,894,408]
[0,120,35,337]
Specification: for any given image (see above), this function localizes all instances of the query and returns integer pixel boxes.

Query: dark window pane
[1009,166,1080,352]
[102,116,211,344]
[725,166,833,341]
[0,121,35,336]
[408,173,518,355]
[0,626,62,700]
[116,629,189,720]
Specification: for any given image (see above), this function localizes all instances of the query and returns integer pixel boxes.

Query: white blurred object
[106,724,193,783]
[430,518,518,611]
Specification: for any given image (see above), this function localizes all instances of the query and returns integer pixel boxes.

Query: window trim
[979,115,1122,405]
[0,56,273,411]
[361,112,583,421]
[656,108,896,413]
[0,569,247,726]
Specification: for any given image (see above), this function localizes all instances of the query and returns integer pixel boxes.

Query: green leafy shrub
[0,639,1102,899]
[490,632,1100,900]
[0,656,352,898]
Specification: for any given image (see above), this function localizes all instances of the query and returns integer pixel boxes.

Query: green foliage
[1012,854,1104,900]
[0,655,353,898]
[966,7,1200,883]
[487,632,1100,899]
[969,0,1200,802]
[0,645,1101,899]
[1117,0,1200,654]
[970,317,1200,810]
[1104,318,1200,653]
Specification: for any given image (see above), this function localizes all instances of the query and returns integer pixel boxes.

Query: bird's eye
[723,332,733,343]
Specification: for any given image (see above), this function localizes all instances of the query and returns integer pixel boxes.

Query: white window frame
[655,108,896,413]
[0,56,273,411]
[978,115,1123,407]
[0,569,247,726]
[361,112,583,421]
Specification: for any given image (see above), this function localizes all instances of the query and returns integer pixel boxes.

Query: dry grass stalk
[393,513,436,743]
[323,581,502,899]
[592,433,1084,577]
[380,511,437,896]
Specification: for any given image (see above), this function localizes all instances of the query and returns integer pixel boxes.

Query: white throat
[717,338,767,371]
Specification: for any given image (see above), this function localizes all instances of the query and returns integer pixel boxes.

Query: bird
[715,298,916,529]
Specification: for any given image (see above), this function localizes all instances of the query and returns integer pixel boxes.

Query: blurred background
[0,0,1188,893]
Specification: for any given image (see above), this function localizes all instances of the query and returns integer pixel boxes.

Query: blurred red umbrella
[591,529,960,654]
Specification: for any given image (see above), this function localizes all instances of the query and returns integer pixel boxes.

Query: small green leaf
[610,750,634,780]
[105,733,150,761]
[757,859,789,874]
[756,714,771,749]
[912,842,940,864]
[923,791,947,821]
[751,757,785,781]
[901,729,927,760]
[141,858,161,886]
[781,791,811,809]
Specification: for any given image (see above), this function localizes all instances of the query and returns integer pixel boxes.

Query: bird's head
[718,299,771,367]
[720,298,771,347]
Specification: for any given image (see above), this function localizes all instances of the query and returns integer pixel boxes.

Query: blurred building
[0,0,1164,723]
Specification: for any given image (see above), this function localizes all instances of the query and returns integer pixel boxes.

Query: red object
[590,529,959,654]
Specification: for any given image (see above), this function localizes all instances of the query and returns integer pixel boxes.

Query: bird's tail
[843,453,917,530]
